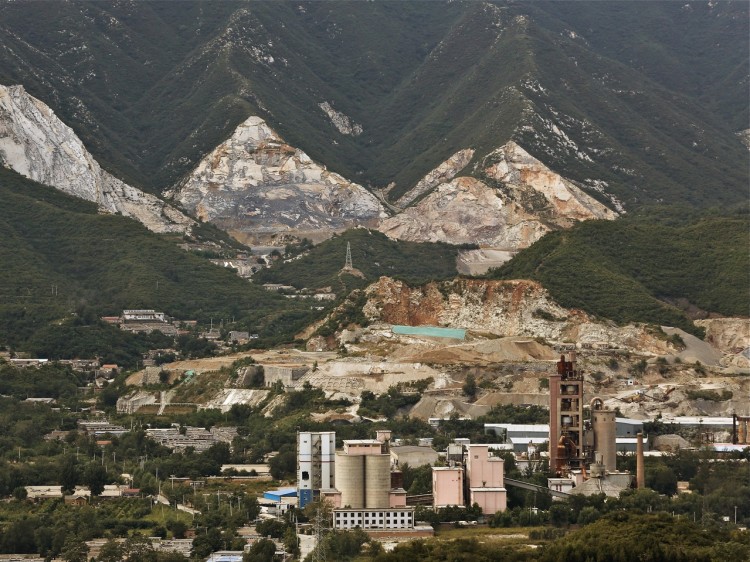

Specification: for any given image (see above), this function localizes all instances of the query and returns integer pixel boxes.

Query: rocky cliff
[695,318,750,368]
[169,116,386,244]
[378,141,616,250]
[361,276,674,353]
[0,85,194,234]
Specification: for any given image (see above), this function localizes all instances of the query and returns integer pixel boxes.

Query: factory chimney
[636,432,645,489]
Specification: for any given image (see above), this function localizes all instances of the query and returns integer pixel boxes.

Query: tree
[243,538,276,562]
[123,534,157,562]
[12,486,27,500]
[59,454,79,494]
[256,519,287,539]
[61,537,88,562]
[167,519,188,539]
[549,503,570,527]
[83,462,108,496]
[647,464,678,496]
[269,449,296,480]
[192,528,222,558]
[327,529,370,560]
[283,527,299,558]
[576,506,601,525]
[462,374,477,399]
[96,539,123,562]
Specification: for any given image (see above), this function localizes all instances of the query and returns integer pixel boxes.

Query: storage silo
[364,454,391,508]
[335,453,365,508]
[591,398,616,473]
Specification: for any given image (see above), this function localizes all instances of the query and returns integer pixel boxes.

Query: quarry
[122,282,750,425]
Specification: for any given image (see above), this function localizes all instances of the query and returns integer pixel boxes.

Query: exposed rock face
[695,318,750,353]
[319,102,363,136]
[379,141,615,249]
[361,276,673,353]
[170,116,385,243]
[396,149,474,207]
[482,142,617,223]
[380,176,548,247]
[695,318,750,368]
[0,85,194,234]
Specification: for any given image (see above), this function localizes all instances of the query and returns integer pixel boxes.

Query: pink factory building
[432,444,507,515]
[432,466,464,508]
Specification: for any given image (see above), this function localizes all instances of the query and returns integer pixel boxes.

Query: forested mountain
[0,168,316,353]
[0,1,746,209]
[488,206,750,331]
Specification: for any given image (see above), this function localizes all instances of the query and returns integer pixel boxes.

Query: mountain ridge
[0,1,745,211]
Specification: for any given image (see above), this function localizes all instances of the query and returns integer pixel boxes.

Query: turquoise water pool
[391,325,466,340]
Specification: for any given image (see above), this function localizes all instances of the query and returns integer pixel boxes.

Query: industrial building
[549,352,586,475]
[544,354,647,497]
[297,431,335,508]
[466,445,507,514]
[432,466,464,508]
[431,444,507,515]
[320,430,415,532]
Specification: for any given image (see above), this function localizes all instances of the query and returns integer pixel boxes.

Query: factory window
[302,471,309,480]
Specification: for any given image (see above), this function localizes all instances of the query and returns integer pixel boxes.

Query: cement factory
[291,354,662,532]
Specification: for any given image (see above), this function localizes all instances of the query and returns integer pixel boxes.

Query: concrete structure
[484,423,550,441]
[77,420,129,437]
[228,331,250,342]
[466,445,507,515]
[547,477,575,496]
[333,507,415,530]
[636,433,645,489]
[508,437,547,453]
[390,445,439,468]
[297,431,335,508]
[569,474,630,497]
[333,439,394,510]
[325,431,412,531]
[432,466,464,508]
[24,486,63,500]
[145,426,237,453]
[263,364,309,386]
[549,353,585,475]
[616,417,644,437]
[221,464,271,476]
[616,437,650,453]
[122,309,167,323]
[591,398,617,473]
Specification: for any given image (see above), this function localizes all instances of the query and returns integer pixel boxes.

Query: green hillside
[0,1,746,209]
[253,229,465,294]
[0,169,318,358]
[487,207,750,333]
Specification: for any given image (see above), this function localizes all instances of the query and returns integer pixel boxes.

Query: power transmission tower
[312,507,327,562]
[344,242,353,270]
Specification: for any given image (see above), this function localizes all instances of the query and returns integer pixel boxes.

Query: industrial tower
[549,353,585,475]
[297,431,336,508]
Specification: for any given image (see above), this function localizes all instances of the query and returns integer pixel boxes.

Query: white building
[333,507,415,530]
[297,431,335,508]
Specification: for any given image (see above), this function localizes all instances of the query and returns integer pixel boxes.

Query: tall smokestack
[636,432,645,489]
